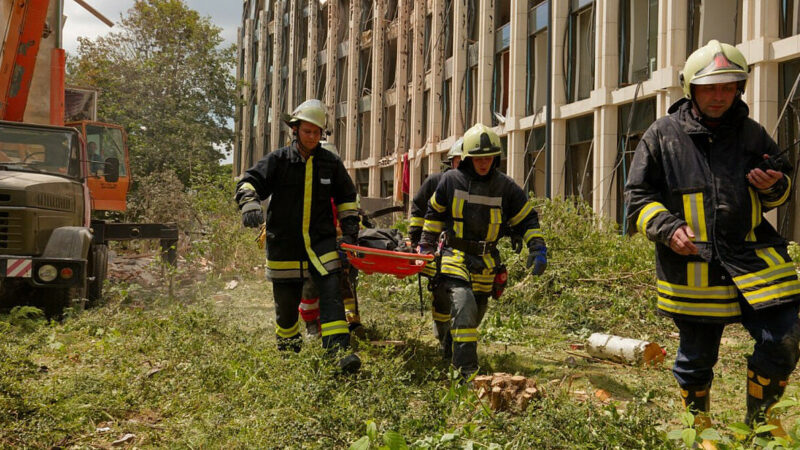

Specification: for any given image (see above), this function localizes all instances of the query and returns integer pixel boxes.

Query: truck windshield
[0,125,80,178]
[86,124,126,176]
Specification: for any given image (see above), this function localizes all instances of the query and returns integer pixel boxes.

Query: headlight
[38,264,57,282]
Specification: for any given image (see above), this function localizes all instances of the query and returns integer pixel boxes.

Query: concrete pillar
[506,0,527,184]
[270,1,286,151]
[476,0,494,125]
[550,119,566,198]
[550,0,569,197]
[410,3,425,151]
[235,26,243,175]
[370,0,386,197]
[286,0,299,110]
[346,0,361,163]
[452,0,467,136]
[325,1,338,137]
[593,105,618,218]
[241,18,254,171]
[307,1,319,99]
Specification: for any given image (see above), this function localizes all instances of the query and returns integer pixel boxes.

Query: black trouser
[673,301,800,388]
[441,277,489,379]
[272,267,351,352]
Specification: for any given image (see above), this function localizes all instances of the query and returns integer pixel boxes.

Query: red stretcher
[340,243,434,279]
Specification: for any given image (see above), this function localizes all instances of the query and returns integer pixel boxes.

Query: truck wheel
[87,244,108,307]
[40,285,86,318]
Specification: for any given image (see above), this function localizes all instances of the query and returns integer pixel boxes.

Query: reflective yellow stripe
[657,296,741,318]
[762,176,792,208]
[636,202,668,234]
[657,280,738,299]
[337,201,358,212]
[267,260,310,270]
[432,310,451,322]
[423,220,444,233]
[430,194,446,213]
[302,156,327,275]
[409,216,425,227]
[746,187,760,242]
[321,320,349,337]
[683,193,708,241]
[276,320,301,338]
[452,328,478,342]
[472,282,493,293]
[421,261,437,276]
[452,195,465,219]
[319,251,340,264]
[733,262,798,289]
[743,279,800,305]
[239,182,256,192]
[441,253,470,279]
[755,247,785,267]
[486,208,502,241]
[687,262,708,288]
[508,200,534,227]
[523,228,543,244]
[453,220,464,237]
[482,253,495,271]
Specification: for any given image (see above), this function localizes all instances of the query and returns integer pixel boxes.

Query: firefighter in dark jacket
[625,40,800,433]
[409,138,462,358]
[235,99,361,373]
[419,123,547,379]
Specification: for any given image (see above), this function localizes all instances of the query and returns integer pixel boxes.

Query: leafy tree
[66,0,235,185]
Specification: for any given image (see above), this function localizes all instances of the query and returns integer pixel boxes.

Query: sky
[62,1,242,164]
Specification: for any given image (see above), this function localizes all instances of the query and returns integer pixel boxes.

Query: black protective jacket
[420,161,544,293]
[236,143,359,281]
[409,171,446,243]
[625,98,799,322]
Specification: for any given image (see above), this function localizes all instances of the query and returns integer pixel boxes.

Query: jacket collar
[668,97,749,135]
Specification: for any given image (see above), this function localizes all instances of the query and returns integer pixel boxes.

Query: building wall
[235,0,800,239]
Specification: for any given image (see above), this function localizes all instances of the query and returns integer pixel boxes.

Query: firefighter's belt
[445,233,498,255]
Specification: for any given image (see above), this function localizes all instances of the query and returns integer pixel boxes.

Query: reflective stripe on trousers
[442,277,489,378]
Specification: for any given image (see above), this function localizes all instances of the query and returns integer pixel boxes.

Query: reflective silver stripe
[267,269,304,279]
[657,297,741,317]
[734,263,798,289]
[453,189,503,207]
[299,301,319,310]
[742,279,800,305]
[657,280,738,299]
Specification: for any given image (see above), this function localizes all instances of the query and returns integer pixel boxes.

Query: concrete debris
[472,372,542,412]
[96,426,111,433]
[224,280,239,290]
[586,333,665,367]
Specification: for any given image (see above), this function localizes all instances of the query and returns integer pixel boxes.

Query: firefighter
[236,99,361,373]
[409,138,462,359]
[625,40,800,434]
[298,141,365,340]
[419,123,547,379]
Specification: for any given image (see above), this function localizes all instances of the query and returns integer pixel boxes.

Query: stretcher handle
[340,243,434,262]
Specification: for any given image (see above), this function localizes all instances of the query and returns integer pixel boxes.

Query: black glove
[241,201,263,228]
[510,234,523,254]
[408,228,422,249]
[526,245,547,276]
[341,232,358,246]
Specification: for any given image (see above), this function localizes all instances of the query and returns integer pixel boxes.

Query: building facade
[234,0,800,240]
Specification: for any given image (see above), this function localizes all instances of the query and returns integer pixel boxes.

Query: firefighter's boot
[745,365,789,438]
[680,385,717,450]
[338,353,362,374]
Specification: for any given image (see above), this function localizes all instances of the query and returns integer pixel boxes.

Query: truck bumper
[0,256,85,287]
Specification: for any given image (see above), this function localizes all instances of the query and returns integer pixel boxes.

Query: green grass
[2,199,799,448]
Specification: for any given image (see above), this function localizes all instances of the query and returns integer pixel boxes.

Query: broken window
[318,3,328,51]
[424,13,432,72]
[618,0,657,86]
[385,1,398,21]
[335,118,347,158]
[299,7,309,61]
[565,114,593,202]
[493,0,511,122]
[467,0,479,42]
[523,127,546,197]
[526,0,548,116]
[385,38,397,89]
[442,79,451,138]
[383,105,396,156]
[776,59,800,240]
[356,168,369,197]
[687,0,743,54]
[361,0,372,32]
[567,0,595,103]
[296,71,307,105]
[421,156,429,184]
[337,0,349,43]
[356,110,370,160]
[466,66,478,127]
[422,89,430,143]
[445,0,454,59]
[380,166,394,197]
[404,99,412,151]
[316,64,326,101]
[407,25,414,81]
[782,1,800,38]
[497,136,508,174]
[336,58,348,104]
[616,98,655,229]
[360,48,372,95]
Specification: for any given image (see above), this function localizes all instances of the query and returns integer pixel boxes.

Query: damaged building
[234,0,800,240]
